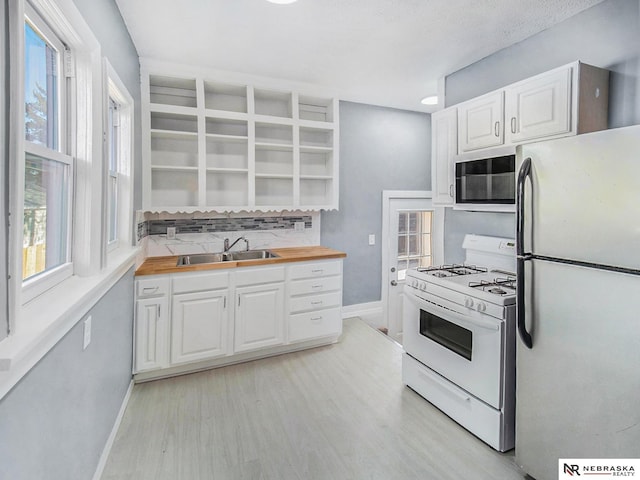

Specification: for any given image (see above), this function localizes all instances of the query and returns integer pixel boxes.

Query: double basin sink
[177,249,279,266]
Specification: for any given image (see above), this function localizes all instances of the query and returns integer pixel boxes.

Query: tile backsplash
[136,212,320,259]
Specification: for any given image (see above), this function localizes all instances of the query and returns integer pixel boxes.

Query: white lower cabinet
[133,259,342,379]
[135,296,169,372]
[134,272,171,374]
[171,289,229,365]
[288,259,343,343]
[234,283,285,353]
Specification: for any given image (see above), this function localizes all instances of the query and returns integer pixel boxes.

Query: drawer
[289,307,342,343]
[289,260,342,280]
[290,291,342,314]
[289,276,342,296]
[136,276,170,298]
[172,271,229,294]
[235,266,285,286]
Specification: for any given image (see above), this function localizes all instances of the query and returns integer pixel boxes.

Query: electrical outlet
[369,234,375,246]
[83,316,92,350]
[166,227,176,240]
[294,221,305,232]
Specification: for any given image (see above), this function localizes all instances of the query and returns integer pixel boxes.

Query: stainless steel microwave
[454,146,516,211]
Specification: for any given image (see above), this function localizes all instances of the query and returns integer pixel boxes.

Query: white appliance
[402,234,517,452]
[515,125,640,480]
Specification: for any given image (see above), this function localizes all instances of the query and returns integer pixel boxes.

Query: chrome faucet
[224,236,249,252]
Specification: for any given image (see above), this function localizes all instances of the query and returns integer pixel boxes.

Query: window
[107,97,119,246]
[22,5,73,299]
[397,211,433,280]
[104,60,134,258]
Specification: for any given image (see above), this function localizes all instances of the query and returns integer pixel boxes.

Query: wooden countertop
[135,246,346,276]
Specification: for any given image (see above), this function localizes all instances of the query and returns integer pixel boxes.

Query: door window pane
[23,152,69,280]
[24,21,59,150]
[396,210,433,279]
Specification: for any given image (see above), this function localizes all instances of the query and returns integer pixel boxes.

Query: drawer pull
[310,316,323,322]
[143,286,159,293]
[311,284,323,289]
[311,301,323,306]
[311,269,324,274]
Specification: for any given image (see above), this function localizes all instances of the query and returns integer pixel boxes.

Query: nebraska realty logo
[559,459,639,477]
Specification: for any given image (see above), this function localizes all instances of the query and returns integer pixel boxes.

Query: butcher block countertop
[135,246,346,276]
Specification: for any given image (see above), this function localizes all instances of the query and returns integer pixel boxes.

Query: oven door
[403,289,505,409]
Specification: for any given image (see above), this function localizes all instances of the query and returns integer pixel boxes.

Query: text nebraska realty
[565,463,635,476]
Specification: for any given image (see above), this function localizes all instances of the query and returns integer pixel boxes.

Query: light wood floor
[101,318,526,480]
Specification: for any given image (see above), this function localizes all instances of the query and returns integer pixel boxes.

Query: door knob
[391,280,398,286]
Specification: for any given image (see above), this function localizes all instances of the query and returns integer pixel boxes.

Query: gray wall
[0,270,134,480]
[0,1,140,478]
[443,0,640,261]
[321,101,431,306]
[72,0,143,212]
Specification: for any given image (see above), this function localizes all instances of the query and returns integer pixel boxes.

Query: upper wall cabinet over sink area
[141,59,339,213]
[433,61,609,207]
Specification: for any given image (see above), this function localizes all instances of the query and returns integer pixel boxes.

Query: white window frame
[8,0,103,327]
[1,0,139,401]
[102,58,134,263]
[21,3,74,303]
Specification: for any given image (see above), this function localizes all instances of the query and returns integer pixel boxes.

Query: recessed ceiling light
[421,95,439,106]
[266,0,298,4]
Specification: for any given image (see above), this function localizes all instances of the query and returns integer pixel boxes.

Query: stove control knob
[476,302,487,313]
[412,280,418,288]
[464,297,474,309]
[420,282,427,291]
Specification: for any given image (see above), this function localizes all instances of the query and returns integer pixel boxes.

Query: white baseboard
[92,379,134,480]
[342,301,384,330]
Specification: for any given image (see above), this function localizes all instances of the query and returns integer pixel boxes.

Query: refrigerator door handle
[516,157,533,349]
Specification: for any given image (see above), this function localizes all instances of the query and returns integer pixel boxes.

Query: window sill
[0,246,139,400]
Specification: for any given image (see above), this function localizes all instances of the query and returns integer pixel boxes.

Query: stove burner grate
[417,264,488,277]
[468,277,516,295]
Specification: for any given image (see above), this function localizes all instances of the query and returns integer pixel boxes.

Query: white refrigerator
[515,125,640,480]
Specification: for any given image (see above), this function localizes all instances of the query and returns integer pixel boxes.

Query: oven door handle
[407,292,500,332]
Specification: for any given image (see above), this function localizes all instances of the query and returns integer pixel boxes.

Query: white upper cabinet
[141,59,339,213]
[504,66,572,143]
[457,91,505,152]
[456,62,609,154]
[431,107,458,205]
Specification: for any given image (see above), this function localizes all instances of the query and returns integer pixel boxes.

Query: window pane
[408,212,417,233]
[397,234,407,256]
[398,212,407,234]
[23,153,69,280]
[421,211,432,234]
[409,234,418,255]
[108,176,117,243]
[24,21,59,150]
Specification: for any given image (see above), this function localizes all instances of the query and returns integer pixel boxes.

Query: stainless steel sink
[226,250,279,261]
[176,253,226,266]
[176,250,278,266]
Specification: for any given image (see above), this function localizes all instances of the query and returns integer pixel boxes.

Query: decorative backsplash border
[137,215,312,241]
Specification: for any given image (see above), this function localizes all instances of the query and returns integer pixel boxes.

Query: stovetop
[407,263,516,307]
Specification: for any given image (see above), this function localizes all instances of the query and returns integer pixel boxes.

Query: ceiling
[115,0,605,113]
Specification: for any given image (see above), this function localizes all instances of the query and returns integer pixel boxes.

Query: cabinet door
[171,290,229,365]
[431,108,457,205]
[458,91,504,152]
[505,66,572,144]
[234,283,285,353]
[135,296,169,372]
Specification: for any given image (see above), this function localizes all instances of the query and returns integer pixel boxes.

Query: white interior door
[382,192,443,344]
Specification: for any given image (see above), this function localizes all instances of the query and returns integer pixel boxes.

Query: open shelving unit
[141,61,339,213]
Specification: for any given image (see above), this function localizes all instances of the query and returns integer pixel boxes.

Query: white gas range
[402,234,516,452]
